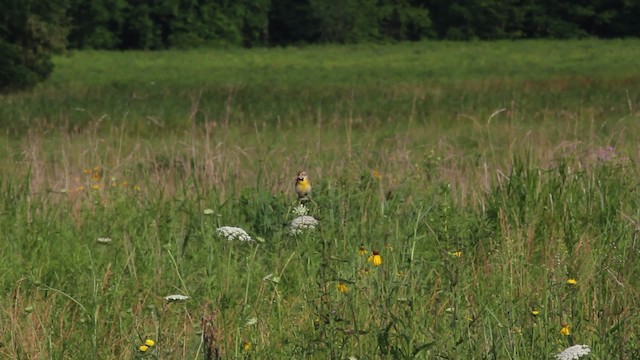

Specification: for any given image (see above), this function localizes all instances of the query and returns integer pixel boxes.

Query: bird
[295,171,312,201]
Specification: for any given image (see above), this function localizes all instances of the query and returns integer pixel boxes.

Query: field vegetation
[1,40,639,359]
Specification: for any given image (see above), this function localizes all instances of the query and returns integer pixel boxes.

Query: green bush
[0,0,68,92]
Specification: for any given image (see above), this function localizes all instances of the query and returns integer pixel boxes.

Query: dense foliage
[63,0,640,49]
[0,0,67,92]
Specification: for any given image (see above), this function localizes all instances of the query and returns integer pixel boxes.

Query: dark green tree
[0,0,68,92]
[378,0,432,41]
[67,0,126,49]
[310,0,380,43]
[268,0,320,45]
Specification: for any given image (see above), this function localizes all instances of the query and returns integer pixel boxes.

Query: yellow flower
[451,251,462,257]
[144,339,155,347]
[367,251,382,267]
[139,345,149,352]
[371,170,382,180]
[243,341,251,352]
[531,310,540,316]
[358,245,368,256]
[560,323,570,336]
[336,283,349,294]
[567,278,577,285]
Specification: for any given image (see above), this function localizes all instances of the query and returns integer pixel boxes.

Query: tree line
[2,0,639,92]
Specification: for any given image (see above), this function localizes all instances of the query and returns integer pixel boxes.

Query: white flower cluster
[164,294,190,302]
[556,345,591,360]
[288,215,319,235]
[96,237,112,244]
[216,226,252,242]
[292,204,309,216]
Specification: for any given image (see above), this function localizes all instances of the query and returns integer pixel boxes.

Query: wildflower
[367,251,382,267]
[560,323,570,336]
[531,309,540,316]
[216,226,252,242]
[139,345,149,352]
[134,185,141,191]
[203,209,214,215]
[144,339,155,347]
[336,283,349,294]
[164,294,190,301]
[567,278,577,286]
[451,251,462,257]
[358,245,368,256]
[371,170,382,180]
[555,344,591,360]
[595,146,617,162]
[292,204,309,216]
[96,237,112,244]
[288,215,318,235]
[245,317,258,326]
[243,341,251,352]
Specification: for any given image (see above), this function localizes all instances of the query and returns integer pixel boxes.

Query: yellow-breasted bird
[295,171,312,201]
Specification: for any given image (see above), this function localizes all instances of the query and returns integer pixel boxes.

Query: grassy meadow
[1,39,639,359]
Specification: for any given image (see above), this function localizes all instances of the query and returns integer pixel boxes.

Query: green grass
[1,39,639,135]
[1,40,640,359]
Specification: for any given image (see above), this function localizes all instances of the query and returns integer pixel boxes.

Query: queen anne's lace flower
[216,226,252,241]
[288,215,318,235]
[555,345,591,360]
[164,294,190,301]
[292,204,309,216]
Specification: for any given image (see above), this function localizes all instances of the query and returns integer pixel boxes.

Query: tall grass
[1,40,639,359]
